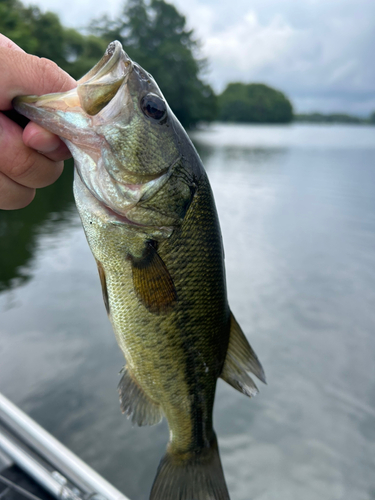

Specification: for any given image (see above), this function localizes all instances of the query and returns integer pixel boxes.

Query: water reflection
[194,140,288,171]
[0,161,75,293]
[1,124,375,500]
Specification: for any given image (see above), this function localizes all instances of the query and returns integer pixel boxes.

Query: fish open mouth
[13,41,132,141]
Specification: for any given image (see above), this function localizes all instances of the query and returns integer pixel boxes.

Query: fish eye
[141,94,167,122]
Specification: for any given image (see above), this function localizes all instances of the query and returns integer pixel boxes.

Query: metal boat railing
[0,392,130,500]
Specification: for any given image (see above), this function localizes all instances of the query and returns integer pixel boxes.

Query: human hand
[0,34,76,210]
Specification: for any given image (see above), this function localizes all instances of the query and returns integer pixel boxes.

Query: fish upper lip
[78,41,129,84]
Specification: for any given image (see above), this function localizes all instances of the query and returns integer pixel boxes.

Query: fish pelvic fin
[118,366,163,426]
[150,432,230,500]
[95,259,110,315]
[220,312,266,397]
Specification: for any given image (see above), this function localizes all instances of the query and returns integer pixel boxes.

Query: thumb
[0,33,25,52]
[0,46,76,110]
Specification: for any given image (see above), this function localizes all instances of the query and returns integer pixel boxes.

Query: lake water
[1,123,375,500]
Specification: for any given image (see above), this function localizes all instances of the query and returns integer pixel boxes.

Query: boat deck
[0,393,130,500]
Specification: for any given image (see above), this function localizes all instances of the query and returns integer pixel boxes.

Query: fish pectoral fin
[118,366,163,426]
[130,243,177,314]
[96,260,110,315]
[220,312,266,397]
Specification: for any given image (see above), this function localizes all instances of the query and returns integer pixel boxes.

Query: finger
[0,171,35,210]
[0,48,76,109]
[0,112,64,189]
[0,34,25,52]
[23,122,71,161]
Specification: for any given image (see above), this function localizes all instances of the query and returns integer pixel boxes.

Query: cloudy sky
[24,0,375,115]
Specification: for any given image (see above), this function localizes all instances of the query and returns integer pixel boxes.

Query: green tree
[0,0,107,80]
[90,0,217,128]
[0,0,39,53]
[218,82,293,123]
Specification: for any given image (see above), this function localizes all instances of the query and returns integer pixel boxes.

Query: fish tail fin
[150,432,230,500]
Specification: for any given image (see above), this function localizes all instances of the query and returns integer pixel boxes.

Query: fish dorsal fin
[118,366,163,426]
[130,243,177,314]
[96,259,110,315]
[220,312,266,397]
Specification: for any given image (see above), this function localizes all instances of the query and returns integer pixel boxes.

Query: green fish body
[14,41,265,500]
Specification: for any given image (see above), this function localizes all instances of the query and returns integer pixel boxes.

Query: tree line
[295,112,375,125]
[1,0,372,127]
[0,0,296,126]
[1,0,218,127]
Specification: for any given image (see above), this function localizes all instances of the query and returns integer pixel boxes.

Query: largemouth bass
[14,41,266,500]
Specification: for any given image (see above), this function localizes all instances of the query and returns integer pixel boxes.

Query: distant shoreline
[194,120,375,129]
[195,115,375,128]
[294,112,374,125]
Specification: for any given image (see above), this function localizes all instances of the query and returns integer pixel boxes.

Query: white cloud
[174,0,299,73]
[201,11,296,88]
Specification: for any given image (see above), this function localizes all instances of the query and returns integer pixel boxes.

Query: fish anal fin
[131,243,177,315]
[96,259,110,315]
[220,312,266,397]
[118,366,163,426]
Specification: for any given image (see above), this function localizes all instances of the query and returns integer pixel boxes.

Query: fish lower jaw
[74,170,135,227]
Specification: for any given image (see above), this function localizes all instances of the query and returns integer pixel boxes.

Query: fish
[14,41,266,500]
